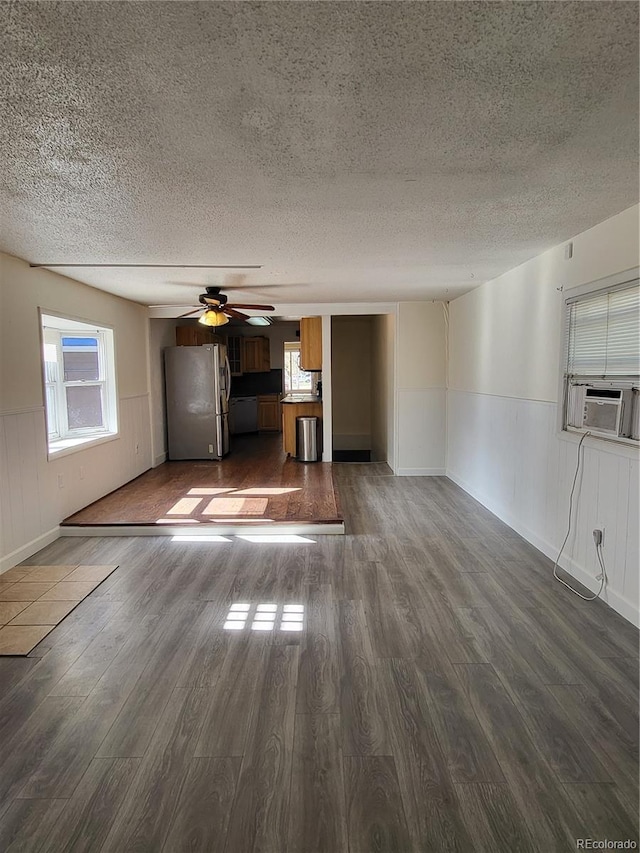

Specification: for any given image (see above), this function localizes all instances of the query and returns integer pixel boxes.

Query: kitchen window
[41,313,118,456]
[283,342,312,394]
[562,274,639,442]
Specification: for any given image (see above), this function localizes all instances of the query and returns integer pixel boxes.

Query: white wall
[447,205,640,625]
[0,252,152,572]
[395,302,446,475]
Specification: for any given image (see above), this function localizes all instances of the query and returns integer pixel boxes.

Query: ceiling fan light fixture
[198,310,229,327]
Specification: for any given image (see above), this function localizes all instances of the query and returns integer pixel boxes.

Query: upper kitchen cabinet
[300,317,323,370]
[242,336,270,373]
[226,335,243,376]
[176,325,223,346]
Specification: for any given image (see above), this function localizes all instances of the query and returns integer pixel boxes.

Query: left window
[41,313,118,455]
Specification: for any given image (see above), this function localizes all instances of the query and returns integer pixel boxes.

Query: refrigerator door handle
[224,354,231,402]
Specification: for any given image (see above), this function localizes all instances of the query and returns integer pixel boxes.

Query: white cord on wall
[552,430,608,601]
[442,301,450,390]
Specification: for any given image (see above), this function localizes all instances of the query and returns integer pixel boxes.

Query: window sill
[48,432,119,461]
[559,427,639,459]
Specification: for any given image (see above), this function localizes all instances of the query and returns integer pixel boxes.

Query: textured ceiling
[1,1,638,310]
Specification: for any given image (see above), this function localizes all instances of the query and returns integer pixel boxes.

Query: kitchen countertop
[280,394,322,404]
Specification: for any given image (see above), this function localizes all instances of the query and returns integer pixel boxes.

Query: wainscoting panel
[396,388,446,475]
[447,389,639,625]
[0,395,152,573]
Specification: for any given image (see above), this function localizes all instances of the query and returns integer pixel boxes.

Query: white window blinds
[566,281,640,377]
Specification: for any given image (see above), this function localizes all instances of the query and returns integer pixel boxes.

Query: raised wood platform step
[61,434,344,534]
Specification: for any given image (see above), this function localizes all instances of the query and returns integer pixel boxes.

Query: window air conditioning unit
[632,389,640,441]
[579,387,633,437]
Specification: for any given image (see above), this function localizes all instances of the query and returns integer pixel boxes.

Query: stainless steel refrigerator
[165,344,231,460]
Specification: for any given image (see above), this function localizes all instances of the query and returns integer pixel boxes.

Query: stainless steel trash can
[296,416,319,462]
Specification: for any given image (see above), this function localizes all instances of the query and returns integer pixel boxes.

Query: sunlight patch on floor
[166,497,203,515]
[157,485,301,525]
[202,497,269,516]
[155,518,199,524]
[187,488,234,496]
[171,535,232,543]
[221,601,306,633]
[237,534,316,544]
[232,487,301,495]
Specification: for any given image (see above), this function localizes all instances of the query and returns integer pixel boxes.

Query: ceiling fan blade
[177,308,203,318]
[226,302,275,311]
[231,283,307,294]
[224,307,250,321]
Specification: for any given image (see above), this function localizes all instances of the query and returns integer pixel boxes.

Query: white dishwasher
[229,396,258,434]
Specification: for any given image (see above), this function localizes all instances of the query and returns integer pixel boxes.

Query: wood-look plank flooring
[0,467,638,851]
[62,433,342,527]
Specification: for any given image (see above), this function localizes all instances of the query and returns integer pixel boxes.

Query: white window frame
[283,342,313,394]
[560,268,639,446]
[40,312,119,457]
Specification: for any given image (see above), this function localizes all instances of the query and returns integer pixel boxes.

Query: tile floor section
[0,565,118,655]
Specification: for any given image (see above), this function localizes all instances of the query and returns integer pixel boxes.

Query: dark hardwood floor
[0,466,638,851]
[63,433,342,527]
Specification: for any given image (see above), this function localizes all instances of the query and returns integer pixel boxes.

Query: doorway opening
[331,315,394,465]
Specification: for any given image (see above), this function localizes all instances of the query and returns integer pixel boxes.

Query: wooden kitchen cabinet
[226,335,243,376]
[258,395,281,431]
[175,325,223,347]
[282,402,323,455]
[242,336,270,372]
[300,317,322,371]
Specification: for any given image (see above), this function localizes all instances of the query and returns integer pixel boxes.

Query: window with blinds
[563,276,639,442]
[566,281,640,378]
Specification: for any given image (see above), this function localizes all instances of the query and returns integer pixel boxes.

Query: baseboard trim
[0,526,61,575]
[153,452,167,467]
[446,469,639,627]
[60,522,345,537]
[396,467,446,476]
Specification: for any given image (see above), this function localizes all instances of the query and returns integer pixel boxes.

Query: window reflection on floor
[222,601,305,632]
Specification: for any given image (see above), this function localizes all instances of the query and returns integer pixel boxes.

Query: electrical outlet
[57,474,64,489]
[593,527,604,547]
[208,444,214,453]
